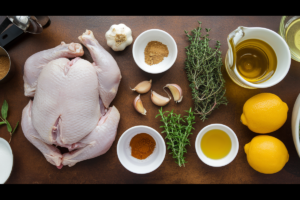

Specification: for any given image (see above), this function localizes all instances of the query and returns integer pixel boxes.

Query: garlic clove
[133,94,146,115]
[151,90,171,106]
[164,84,183,103]
[130,80,152,94]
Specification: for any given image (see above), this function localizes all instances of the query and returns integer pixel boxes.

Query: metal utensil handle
[0,18,24,47]
[0,18,12,34]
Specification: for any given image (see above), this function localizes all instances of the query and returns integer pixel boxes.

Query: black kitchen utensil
[0,16,50,47]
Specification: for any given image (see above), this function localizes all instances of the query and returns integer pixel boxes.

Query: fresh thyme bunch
[184,21,228,121]
[156,107,195,167]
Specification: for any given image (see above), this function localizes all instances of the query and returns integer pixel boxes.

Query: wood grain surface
[1,16,300,184]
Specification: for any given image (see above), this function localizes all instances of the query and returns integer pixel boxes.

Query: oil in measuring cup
[285,18,300,61]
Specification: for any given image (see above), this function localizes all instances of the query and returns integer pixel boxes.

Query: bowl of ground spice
[133,29,177,74]
[117,125,166,174]
[0,46,11,83]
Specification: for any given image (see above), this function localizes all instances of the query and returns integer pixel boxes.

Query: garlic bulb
[164,84,183,103]
[151,90,171,106]
[105,23,133,51]
[131,79,152,94]
[133,94,146,115]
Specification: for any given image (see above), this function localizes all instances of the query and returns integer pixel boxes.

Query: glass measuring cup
[279,16,300,62]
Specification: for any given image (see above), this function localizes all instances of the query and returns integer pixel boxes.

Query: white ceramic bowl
[132,29,178,74]
[195,124,239,167]
[0,138,13,184]
[291,94,300,157]
[117,125,166,174]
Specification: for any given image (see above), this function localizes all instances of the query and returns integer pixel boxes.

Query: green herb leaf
[184,21,228,121]
[156,107,195,167]
[0,100,18,143]
[6,120,12,133]
[12,121,19,134]
[1,100,8,120]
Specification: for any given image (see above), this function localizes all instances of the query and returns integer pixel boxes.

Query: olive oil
[285,18,300,61]
[236,39,277,83]
[201,129,231,160]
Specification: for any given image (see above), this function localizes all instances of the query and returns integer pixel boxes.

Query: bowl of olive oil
[279,16,300,62]
[226,26,291,89]
[195,124,239,167]
[235,39,277,84]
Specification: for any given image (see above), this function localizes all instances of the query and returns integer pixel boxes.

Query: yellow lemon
[244,135,289,174]
[241,93,288,134]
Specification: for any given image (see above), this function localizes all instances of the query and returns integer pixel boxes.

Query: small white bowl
[291,93,300,157]
[117,125,166,174]
[132,29,178,74]
[0,138,13,184]
[195,124,239,167]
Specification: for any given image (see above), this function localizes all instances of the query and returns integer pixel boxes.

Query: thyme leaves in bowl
[184,21,228,121]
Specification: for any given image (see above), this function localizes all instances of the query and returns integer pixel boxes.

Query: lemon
[244,135,289,174]
[241,93,288,134]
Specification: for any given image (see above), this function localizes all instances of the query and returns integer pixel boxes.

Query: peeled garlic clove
[133,94,146,115]
[164,84,183,103]
[130,79,152,94]
[151,90,171,106]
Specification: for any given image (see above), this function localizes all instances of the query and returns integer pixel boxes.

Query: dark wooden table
[1,16,300,184]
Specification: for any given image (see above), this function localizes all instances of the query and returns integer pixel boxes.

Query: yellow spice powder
[0,56,10,80]
[144,41,169,65]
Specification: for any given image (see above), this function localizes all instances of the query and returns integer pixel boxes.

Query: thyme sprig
[156,107,195,167]
[184,21,228,121]
[0,100,19,143]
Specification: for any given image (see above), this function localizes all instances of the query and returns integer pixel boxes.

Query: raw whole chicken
[21,30,121,169]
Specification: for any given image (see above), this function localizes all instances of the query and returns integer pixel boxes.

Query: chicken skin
[21,30,121,168]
